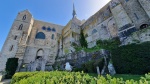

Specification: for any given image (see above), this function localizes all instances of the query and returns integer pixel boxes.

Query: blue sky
[0,0,110,51]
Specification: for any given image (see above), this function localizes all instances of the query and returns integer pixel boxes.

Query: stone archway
[36,49,44,59]
[27,49,46,71]
[140,24,148,30]
[35,49,45,71]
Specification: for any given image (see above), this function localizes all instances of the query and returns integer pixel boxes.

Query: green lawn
[113,74,144,81]
[88,73,144,81]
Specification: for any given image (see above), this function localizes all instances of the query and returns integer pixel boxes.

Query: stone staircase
[15,45,26,72]
[15,45,26,59]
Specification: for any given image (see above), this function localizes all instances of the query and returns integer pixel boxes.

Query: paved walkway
[0,79,11,84]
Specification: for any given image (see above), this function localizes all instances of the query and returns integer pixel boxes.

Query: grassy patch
[75,46,101,53]
[87,73,143,81]
[84,47,101,52]
[113,74,144,81]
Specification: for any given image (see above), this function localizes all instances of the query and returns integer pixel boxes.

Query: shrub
[73,68,83,72]
[11,71,150,84]
[96,38,120,50]
[81,58,104,73]
[11,72,38,84]
[5,58,18,79]
[80,29,88,48]
[112,42,150,74]
[83,60,95,73]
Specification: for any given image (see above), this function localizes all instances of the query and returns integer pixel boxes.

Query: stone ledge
[0,79,11,84]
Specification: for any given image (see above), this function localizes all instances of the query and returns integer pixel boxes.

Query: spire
[72,3,76,18]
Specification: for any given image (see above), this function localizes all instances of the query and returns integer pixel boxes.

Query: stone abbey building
[0,0,150,71]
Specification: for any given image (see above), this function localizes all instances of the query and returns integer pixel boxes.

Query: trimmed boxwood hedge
[112,42,150,74]
[11,71,150,84]
[11,72,38,83]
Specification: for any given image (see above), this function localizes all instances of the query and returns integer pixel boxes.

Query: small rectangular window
[134,13,139,20]
[14,36,17,40]
[10,45,14,51]
[125,0,129,2]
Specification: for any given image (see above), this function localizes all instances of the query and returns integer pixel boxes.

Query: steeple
[72,3,76,18]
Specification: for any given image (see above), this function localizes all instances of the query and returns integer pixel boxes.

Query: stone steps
[19,68,26,72]
[15,46,26,72]
[0,79,11,84]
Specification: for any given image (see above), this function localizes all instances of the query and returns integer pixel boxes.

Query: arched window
[22,15,26,20]
[47,27,51,31]
[18,24,23,30]
[35,32,46,39]
[42,26,46,30]
[52,28,56,32]
[51,34,54,39]
[92,29,98,34]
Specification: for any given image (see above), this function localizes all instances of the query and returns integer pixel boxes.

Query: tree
[79,29,87,48]
[5,58,18,78]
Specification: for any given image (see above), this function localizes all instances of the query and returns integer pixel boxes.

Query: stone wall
[81,0,150,48]
[86,17,117,48]
[138,0,150,18]
[119,0,149,29]
[54,49,110,70]
[122,27,150,45]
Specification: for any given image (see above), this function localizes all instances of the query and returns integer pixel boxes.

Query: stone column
[96,66,100,75]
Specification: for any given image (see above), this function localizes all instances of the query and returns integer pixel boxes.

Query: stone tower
[0,10,34,71]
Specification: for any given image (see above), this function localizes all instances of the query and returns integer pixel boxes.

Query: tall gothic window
[22,15,26,20]
[18,24,23,30]
[14,36,17,40]
[51,34,54,39]
[35,32,46,39]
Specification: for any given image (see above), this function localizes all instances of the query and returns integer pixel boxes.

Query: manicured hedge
[5,58,18,78]
[11,72,38,84]
[11,71,150,84]
[112,42,150,74]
